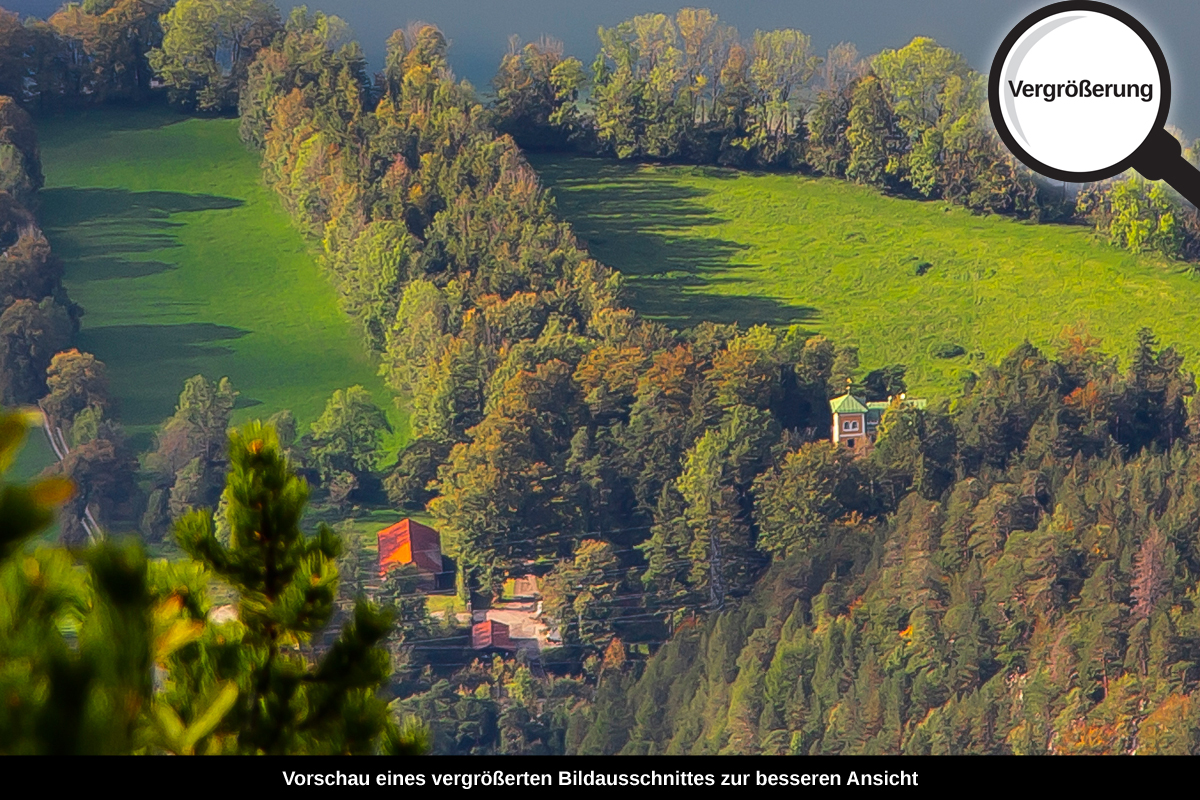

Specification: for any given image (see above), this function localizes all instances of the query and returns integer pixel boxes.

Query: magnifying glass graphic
[990,0,1200,205]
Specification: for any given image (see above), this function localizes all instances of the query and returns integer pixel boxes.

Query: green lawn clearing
[15,106,404,478]
[531,154,1200,398]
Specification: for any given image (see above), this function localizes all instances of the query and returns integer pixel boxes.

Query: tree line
[0,94,117,545]
[0,0,288,112]
[0,1,169,108]
[491,9,1200,261]
[5,2,1198,259]
[0,96,79,409]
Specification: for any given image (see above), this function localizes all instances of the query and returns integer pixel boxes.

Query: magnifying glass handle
[1133,128,1200,208]
[1161,160,1200,209]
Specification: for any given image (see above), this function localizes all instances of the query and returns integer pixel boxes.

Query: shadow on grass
[34,104,189,144]
[533,156,815,329]
[79,322,251,429]
[40,187,244,282]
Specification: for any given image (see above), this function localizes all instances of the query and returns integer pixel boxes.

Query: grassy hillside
[531,155,1200,397]
[17,107,404,476]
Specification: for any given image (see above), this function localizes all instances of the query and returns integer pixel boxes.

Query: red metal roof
[378,519,442,578]
[472,620,514,650]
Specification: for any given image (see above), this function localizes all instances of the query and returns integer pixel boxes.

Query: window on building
[842,419,859,432]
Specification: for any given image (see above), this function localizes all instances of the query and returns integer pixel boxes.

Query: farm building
[830,392,926,450]
[472,620,515,652]
[377,518,443,591]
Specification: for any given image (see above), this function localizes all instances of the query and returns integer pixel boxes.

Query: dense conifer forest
[2,2,1200,754]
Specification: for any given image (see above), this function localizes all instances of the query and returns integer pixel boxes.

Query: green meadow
[531,155,1200,398]
[17,115,1200,478]
[16,106,404,477]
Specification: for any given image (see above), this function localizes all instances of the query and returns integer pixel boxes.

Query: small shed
[378,519,443,590]
[472,620,515,651]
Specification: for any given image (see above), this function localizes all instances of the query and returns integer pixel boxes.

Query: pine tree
[173,421,425,754]
[0,408,224,755]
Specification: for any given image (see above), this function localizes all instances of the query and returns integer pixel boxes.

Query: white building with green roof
[829,392,925,450]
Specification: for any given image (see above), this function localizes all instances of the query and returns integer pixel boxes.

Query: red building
[472,620,514,651]
[377,519,442,590]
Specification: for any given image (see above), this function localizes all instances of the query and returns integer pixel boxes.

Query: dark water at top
[5,0,1200,135]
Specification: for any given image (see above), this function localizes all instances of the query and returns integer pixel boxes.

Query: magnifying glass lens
[999,10,1162,174]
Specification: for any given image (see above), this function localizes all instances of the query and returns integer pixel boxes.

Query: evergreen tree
[173,421,425,754]
[0,408,232,754]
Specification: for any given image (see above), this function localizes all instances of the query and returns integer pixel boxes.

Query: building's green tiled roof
[832,394,927,416]
[867,398,928,411]
[830,394,869,414]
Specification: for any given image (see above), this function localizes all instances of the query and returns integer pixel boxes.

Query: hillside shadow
[40,188,244,283]
[535,157,816,329]
[79,323,251,428]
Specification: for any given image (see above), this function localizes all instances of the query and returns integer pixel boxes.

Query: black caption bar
[3,755,1177,791]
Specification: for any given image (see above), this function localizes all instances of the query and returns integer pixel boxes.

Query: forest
[2,1,1200,755]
